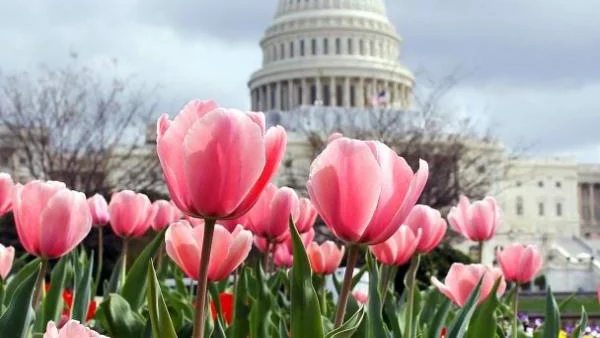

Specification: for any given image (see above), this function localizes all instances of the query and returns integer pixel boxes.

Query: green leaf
[419,287,441,327]
[465,278,502,338]
[383,295,402,338]
[104,256,122,299]
[98,294,145,338]
[230,268,250,338]
[325,306,367,338]
[424,296,451,338]
[542,287,560,338]
[4,258,41,307]
[289,217,324,338]
[146,260,177,338]
[72,253,94,322]
[43,257,69,324]
[0,261,40,338]
[571,306,588,338]
[121,229,166,311]
[446,277,484,338]
[249,262,275,338]
[366,253,388,338]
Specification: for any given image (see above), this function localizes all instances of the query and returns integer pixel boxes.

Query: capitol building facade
[248,0,414,111]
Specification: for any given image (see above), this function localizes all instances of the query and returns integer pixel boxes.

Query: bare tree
[273,72,506,215]
[0,56,163,195]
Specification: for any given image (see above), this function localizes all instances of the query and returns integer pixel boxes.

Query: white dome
[248,0,413,111]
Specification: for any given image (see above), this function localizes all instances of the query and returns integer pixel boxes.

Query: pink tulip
[156,100,287,220]
[431,263,506,306]
[370,225,421,266]
[44,320,107,338]
[108,190,153,238]
[245,184,299,243]
[0,173,13,216]
[273,244,293,268]
[13,181,91,259]
[404,205,447,253]
[307,137,428,245]
[328,132,343,143]
[307,241,344,275]
[151,200,183,231]
[166,221,252,281]
[282,227,315,254]
[0,244,14,280]
[87,194,109,227]
[497,244,543,283]
[353,290,368,305]
[448,196,500,242]
[295,198,318,234]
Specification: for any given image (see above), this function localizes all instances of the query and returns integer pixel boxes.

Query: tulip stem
[94,227,104,294]
[380,264,392,305]
[334,244,359,328]
[512,285,519,338]
[156,242,166,277]
[478,241,484,263]
[320,276,327,315]
[262,241,271,272]
[120,238,129,287]
[404,254,421,338]
[192,218,217,338]
[32,258,48,311]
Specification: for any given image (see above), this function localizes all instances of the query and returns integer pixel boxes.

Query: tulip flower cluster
[0,99,593,338]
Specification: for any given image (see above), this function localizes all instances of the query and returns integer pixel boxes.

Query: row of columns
[580,183,598,223]
[250,77,410,111]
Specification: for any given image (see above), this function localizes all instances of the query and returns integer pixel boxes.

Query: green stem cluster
[334,245,359,328]
[404,254,421,338]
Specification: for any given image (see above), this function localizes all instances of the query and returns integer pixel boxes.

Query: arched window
[280,43,285,59]
[538,202,545,216]
[323,38,329,54]
[370,40,375,56]
[516,196,524,216]
[359,39,364,55]
[335,38,341,54]
[311,39,317,55]
[556,202,563,217]
[300,40,305,56]
[290,41,295,57]
[347,38,354,54]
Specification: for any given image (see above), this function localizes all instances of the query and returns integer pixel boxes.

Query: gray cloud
[1,0,599,161]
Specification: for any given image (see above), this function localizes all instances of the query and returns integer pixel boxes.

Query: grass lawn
[519,295,600,315]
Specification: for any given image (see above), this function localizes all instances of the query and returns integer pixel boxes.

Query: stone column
[330,77,336,106]
[288,80,294,109]
[302,78,309,105]
[266,83,272,111]
[275,81,281,110]
[316,77,322,103]
[342,77,350,107]
[592,184,596,224]
[357,77,364,107]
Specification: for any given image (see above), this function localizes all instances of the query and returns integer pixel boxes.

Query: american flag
[370,89,389,107]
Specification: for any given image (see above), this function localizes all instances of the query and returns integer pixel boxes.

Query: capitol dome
[248,0,414,111]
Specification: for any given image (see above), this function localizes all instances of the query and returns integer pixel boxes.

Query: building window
[289,41,294,57]
[556,181,562,188]
[538,202,545,216]
[311,39,317,55]
[370,40,375,56]
[359,39,364,55]
[347,38,353,54]
[556,202,563,217]
[300,40,305,56]
[516,196,524,216]
[335,38,341,54]
[538,181,544,188]
[280,43,284,59]
[477,165,486,174]
[516,181,522,187]
[323,38,329,55]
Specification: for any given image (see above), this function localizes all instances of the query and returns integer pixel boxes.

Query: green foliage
[146,261,177,338]
[71,251,94,322]
[289,217,324,338]
[0,261,39,338]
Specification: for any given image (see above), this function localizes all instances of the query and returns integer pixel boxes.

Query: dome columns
[250,76,410,111]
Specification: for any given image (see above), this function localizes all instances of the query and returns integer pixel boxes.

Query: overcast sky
[1,0,599,161]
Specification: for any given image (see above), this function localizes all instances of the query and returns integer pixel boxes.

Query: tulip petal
[165,222,201,279]
[183,109,265,218]
[308,138,382,243]
[212,228,252,281]
[233,126,287,218]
